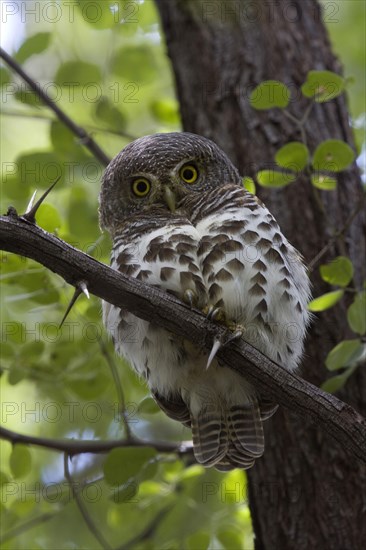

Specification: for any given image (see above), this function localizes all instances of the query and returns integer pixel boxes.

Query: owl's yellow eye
[132,178,151,197]
[179,164,199,184]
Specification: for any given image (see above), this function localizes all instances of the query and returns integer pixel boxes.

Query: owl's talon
[204,305,226,323]
[225,324,245,343]
[206,338,222,369]
[183,289,198,308]
[206,325,245,369]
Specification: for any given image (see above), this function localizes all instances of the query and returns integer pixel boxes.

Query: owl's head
[99,132,241,233]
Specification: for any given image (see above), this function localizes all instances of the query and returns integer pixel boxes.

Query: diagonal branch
[64,453,113,550]
[116,505,172,550]
[0,47,111,167]
[1,212,366,464]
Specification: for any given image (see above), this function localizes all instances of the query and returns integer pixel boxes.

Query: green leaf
[9,446,32,479]
[275,142,309,171]
[15,152,64,189]
[347,292,366,335]
[0,471,10,486]
[95,96,127,131]
[50,121,88,161]
[217,530,245,550]
[301,70,345,102]
[307,290,344,312]
[242,177,256,194]
[20,341,45,359]
[312,140,355,172]
[8,364,25,385]
[111,480,139,504]
[103,447,156,486]
[7,268,59,306]
[67,357,110,399]
[15,33,51,64]
[55,61,102,87]
[325,339,363,370]
[111,45,157,83]
[2,177,30,201]
[0,67,11,87]
[321,369,354,393]
[311,174,337,190]
[150,98,180,125]
[14,89,42,107]
[186,532,210,550]
[250,81,291,109]
[75,0,117,29]
[256,170,295,188]
[320,256,354,287]
[68,187,100,240]
[137,397,161,415]
[0,342,13,359]
[36,204,62,233]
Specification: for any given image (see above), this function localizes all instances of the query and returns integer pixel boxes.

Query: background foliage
[0,1,365,548]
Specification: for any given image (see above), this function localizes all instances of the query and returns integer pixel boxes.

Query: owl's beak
[163,187,176,213]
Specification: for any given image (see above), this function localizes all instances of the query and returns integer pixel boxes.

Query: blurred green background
[0,1,364,548]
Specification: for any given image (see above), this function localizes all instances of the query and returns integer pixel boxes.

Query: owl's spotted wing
[181,183,310,469]
[189,184,311,371]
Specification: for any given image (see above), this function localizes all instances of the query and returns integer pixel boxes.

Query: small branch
[99,338,133,440]
[0,426,192,457]
[116,505,172,550]
[0,512,57,545]
[308,198,366,272]
[64,453,113,550]
[0,47,111,167]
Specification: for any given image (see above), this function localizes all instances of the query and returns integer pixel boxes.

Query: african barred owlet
[99,132,311,470]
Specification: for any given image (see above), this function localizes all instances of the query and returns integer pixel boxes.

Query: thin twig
[116,505,172,550]
[0,426,192,457]
[64,453,113,550]
[99,338,133,440]
[300,101,315,126]
[0,512,57,545]
[308,198,366,272]
[0,47,111,166]
[0,474,109,545]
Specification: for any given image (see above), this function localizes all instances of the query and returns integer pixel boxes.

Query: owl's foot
[204,305,226,323]
[225,323,245,342]
[206,324,245,369]
[183,289,199,308]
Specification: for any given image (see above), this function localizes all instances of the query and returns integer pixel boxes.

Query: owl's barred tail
[191,403,266,470]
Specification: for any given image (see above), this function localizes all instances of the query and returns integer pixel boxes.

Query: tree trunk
[155,1,366,548]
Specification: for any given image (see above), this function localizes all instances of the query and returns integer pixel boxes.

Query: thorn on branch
[22,176,61,223]
[25,190,38,215]
[59,280,90,328]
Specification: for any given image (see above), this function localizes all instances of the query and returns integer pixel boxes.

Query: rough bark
[155,0,366,548]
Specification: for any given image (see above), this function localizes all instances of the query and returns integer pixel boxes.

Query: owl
[99,132,311,471]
